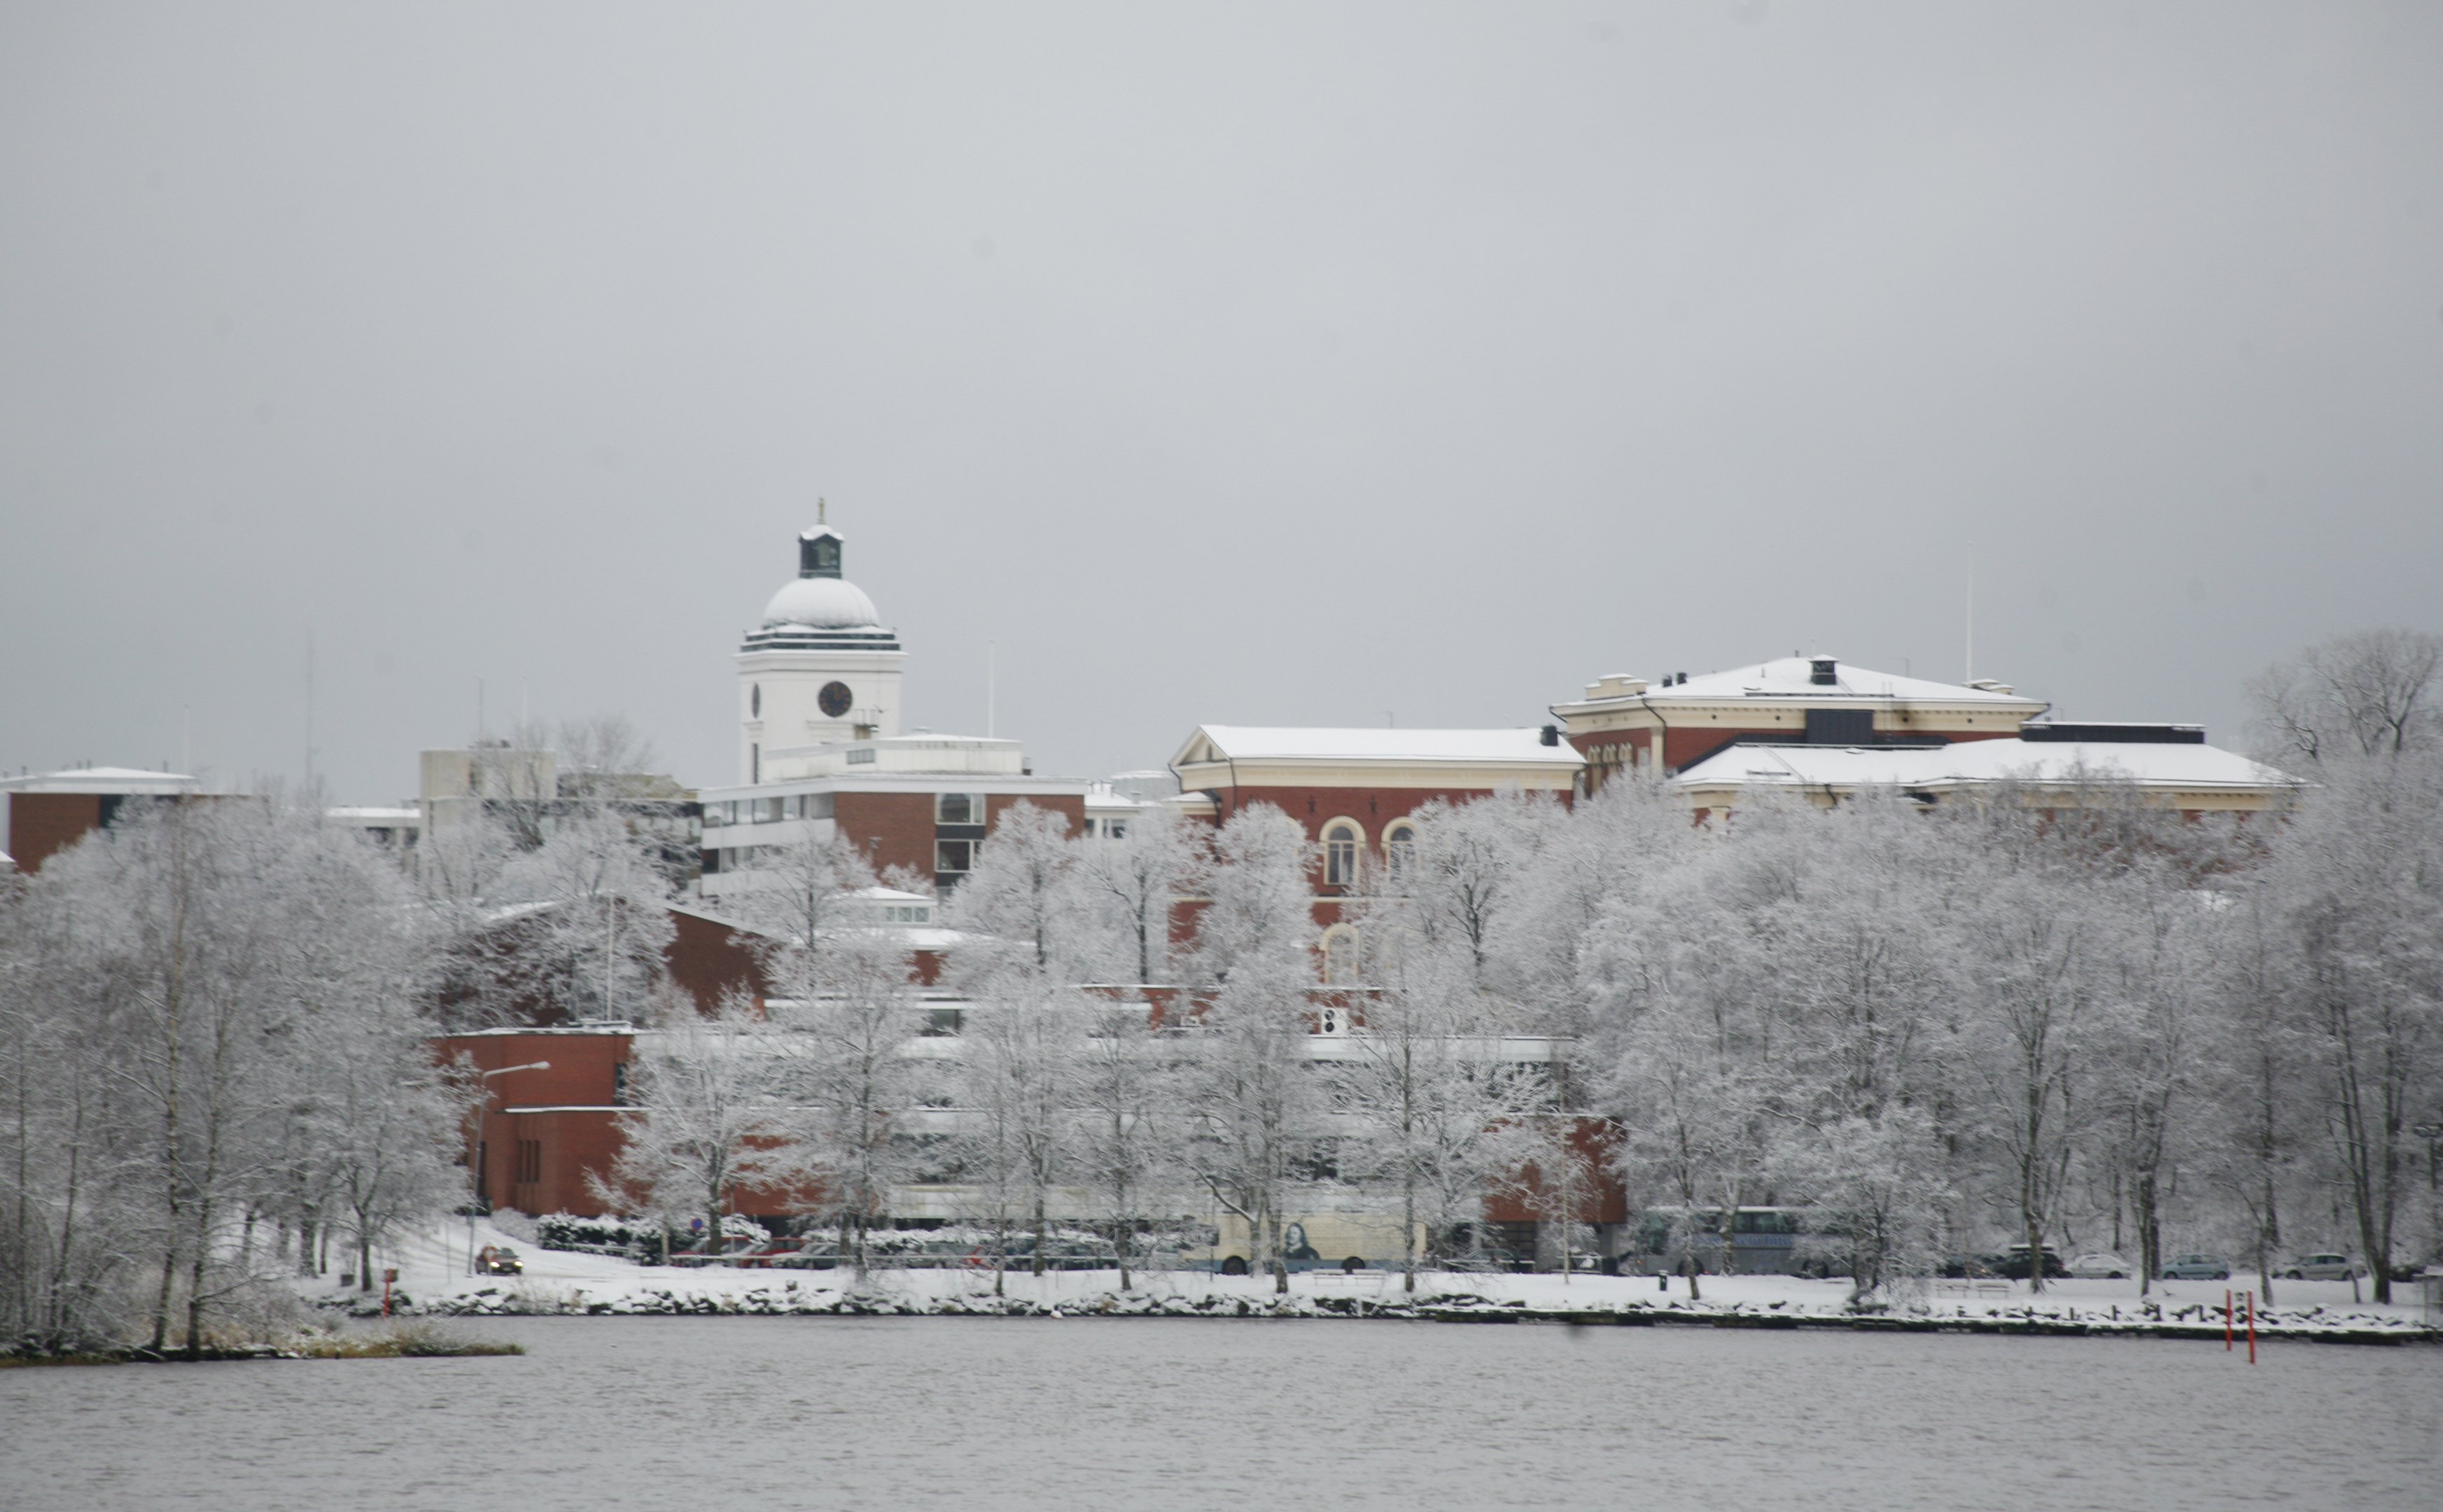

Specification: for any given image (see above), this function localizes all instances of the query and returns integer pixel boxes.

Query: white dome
[762,576,881,629]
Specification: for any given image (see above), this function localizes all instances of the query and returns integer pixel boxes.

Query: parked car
[2068,1252,2132,1280]
[2280,1253,2366,1281]
[477,1244,524,1277]
[1938,1252,1999,1280]
[1982,1245,2068,1280]
[2159,1253,2231,1280]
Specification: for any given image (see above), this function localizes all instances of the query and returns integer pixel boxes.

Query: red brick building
[1168,724,1582,894]
[0,766,205,874]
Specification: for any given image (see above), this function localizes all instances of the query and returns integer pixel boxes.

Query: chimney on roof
[1539,724,1560,747]
[1810,657,1838,686]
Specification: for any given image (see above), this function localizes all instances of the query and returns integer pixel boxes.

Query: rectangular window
[797,792,834,820]
[516,1139,542,1185]
[1805,708,1875,746]
[1105,819,1127,840]
[612,1062,628,1107]
[846,748,876,765]
[935,792,983,825]
[752,797,783,823]
[936,838,976,874]
[700,847,722,874]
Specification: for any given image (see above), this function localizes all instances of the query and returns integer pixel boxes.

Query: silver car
[2159,1253,2230,1280]
[2068,1252,2132,1279]
[2280,1252,2365,1281]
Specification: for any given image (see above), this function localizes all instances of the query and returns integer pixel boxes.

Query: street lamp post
[468,1061,551,1275]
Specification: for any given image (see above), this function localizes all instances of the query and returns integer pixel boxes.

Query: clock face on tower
[818,681,854,718]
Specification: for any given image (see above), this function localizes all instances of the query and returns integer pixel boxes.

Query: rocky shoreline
[340,1282,2440,1346]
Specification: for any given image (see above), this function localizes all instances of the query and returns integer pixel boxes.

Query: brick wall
[666,908,771,1012]
[4,792,102,873]
[834,791,937,879]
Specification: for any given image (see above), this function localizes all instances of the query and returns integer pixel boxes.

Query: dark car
[477,1244,524,1276]
[1981,1245,2068,1280]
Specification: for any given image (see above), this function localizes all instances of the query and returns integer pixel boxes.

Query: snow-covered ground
[318,1218,2440,1337]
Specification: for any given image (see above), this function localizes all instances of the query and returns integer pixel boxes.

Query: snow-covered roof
[762,575,883,630]
[1671,738,2301,795]
[846,886,933,904]
[327,806,419,822]
[1580,657,2043,707]
[0,766,200,794]
[1173,726,1583,767]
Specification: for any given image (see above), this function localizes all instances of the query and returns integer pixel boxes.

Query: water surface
[3,1317,2435,1509]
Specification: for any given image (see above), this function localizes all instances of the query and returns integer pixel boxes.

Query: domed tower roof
[742,522,902,652]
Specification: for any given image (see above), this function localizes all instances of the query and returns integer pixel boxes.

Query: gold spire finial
[818,496,827,526]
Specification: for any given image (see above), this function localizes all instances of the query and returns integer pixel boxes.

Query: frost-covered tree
[590,993,808,1263]
[724,825,877,1001]
[2265,747,2443,1301]
[955,979,1083,1284]
[951,800,1086,975]
[1073,804,1194,985]
[491,810,675,1023]
[785,932,930,1283]
[2248,627,2440,765]
[1179,804,1317,1292]
[1333,906,1546,1292]
[1,795,462,1354]
[1072,996,1177,1289]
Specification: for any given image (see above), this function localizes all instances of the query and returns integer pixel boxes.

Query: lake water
[4,1317,2437,1510]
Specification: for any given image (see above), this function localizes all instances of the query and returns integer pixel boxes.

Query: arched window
[1322,926,1362,986]
[1382,820,1416,889]
[1323,820,1362,888]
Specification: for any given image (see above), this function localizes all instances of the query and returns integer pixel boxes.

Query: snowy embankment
[314,1218,2440,1345]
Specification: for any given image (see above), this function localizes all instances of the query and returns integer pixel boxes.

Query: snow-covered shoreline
[314,1217,2440,1346]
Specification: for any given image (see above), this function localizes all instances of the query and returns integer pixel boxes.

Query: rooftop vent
[1539,724,1560,747]
[1809,657,1838,686]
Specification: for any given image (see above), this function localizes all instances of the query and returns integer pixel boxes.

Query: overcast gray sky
[4,2,2437,801]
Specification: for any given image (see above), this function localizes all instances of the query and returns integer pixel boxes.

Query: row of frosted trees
[605,802,1574,1297]
[0,760,705,1354]
[627,631,2443,1307]
[606,745,2442,1306]
[6,634,2436,1349]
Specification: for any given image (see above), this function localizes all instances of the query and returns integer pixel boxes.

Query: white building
[737,520,907,785]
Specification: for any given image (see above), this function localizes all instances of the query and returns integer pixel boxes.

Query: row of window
[1322,818,1417,888]
[706,793,836,827]
[706,792,996,830]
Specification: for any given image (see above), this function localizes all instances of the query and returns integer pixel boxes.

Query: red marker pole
[2224,1289,2233,1350]
[2246,1290,2256,1364]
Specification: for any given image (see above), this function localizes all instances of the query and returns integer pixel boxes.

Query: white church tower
[736,513,905,783]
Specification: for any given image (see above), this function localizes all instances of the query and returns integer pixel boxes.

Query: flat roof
[1174,725,1583,766]
[1671,738,2300,793]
